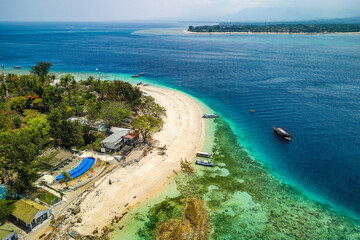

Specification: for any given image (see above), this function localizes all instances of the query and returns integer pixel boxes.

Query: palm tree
[60,74,75,105]
[48,74,56,84]
[59,171,71,188]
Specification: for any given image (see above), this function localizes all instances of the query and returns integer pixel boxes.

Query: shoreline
[56,85,209,236]
[108,117,360,239]
[185,30,360,35]
[6,68,360,221]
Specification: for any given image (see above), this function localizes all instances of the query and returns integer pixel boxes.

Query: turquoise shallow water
[1,22,360,235]
[5,66,360,239]
[108,118,360,239]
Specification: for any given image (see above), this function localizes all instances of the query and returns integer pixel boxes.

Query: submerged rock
[156,198,210,240]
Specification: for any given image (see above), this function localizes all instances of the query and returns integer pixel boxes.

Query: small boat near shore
[14,66,21,69]
[132,73,145,78]
[196,152,212,158]
[273,126,292,141]
[1,65,4,68]
[137,81,143,86]
[202,114,219,118]
[195,160,214,167]
[143,83,150,86]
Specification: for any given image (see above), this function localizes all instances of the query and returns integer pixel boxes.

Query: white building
[101,128,131,152]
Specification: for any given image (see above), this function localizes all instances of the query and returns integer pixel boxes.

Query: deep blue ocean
[1,22,360,218]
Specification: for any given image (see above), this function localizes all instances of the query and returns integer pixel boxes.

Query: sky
[0,0,359,22]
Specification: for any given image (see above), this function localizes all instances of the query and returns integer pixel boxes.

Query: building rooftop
[125,132,138,139]
[40,147,72,167]
[12,199,49,224]
[0,223,18,239]
[102,129,131,144]
[110,127,130,133]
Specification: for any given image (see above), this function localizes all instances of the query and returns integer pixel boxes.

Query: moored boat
[273,126,292,141]
[196,152,212,158]
[202,114,219,118]
[132,73,144,78]
[195,160,214,167]
[1,65,4,68]
[143,83,150,86]
[14,66,21,69]
[249,109,256,113]
[137,81,143,85]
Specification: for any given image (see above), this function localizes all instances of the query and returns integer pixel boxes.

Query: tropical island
[187,24,360,33]
[1,63,360,240]
[0,62,208,239]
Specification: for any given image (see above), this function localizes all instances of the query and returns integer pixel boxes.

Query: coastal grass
[34,189,59,205]
[129,118,360,239]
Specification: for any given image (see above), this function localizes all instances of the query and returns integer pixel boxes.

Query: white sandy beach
[62,86,206,235]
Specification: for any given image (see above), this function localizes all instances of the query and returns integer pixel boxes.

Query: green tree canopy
[13,116,21,129]
[87,101,102,121]
[131,115,164,142]
[22,116,50,145]
[138,96,166,118]
[7,96,27,114]
[47,103,76,147]
[0,199,14,224]
[42,85,63,110]
[0,131,40,193]
[60,74,75,105]
[30,62,52,77]
[100,102,132,128]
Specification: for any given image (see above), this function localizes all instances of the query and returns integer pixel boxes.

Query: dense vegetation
[188,24,360,33]
[0,62,164,199]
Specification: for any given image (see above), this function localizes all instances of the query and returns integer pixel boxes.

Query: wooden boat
[195,160,214,167]
[249,109,256,113]
[273,126,292,141]
[196,152,212,158]
[202,114,219,118]
[132,73,144,78]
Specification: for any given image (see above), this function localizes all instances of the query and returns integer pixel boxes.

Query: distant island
[187,24,360,33]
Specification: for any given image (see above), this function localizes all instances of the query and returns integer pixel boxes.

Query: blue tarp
[56,157,95,182]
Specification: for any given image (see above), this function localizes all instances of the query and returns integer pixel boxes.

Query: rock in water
[156,198,210,240]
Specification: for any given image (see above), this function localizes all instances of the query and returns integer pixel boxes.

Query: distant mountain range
[308,16,360,24]
[180,8,360,26]
[217,16,360,26]
[223,7,360,23]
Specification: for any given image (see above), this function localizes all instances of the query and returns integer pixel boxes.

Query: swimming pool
[55,157,95,181]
